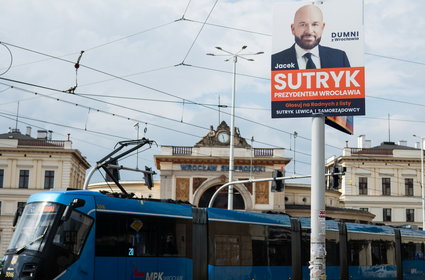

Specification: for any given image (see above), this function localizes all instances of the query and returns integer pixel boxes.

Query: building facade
[89,122,374,223]
[327,135,423,228]
[0,128,90,255]
[155,122,291,211]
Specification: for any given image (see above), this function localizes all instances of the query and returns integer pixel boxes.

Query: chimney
[358,135,365,148]
[37,130,48,140]
[25,126,32,137]
[398,140,407,146]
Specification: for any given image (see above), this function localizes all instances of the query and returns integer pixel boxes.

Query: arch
[193,176,253,210]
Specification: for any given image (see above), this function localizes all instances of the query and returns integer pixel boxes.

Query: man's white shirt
[295,44,321,69]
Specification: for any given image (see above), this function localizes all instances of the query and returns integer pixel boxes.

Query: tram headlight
[21,263,37,279]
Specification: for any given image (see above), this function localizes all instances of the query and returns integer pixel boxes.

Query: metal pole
[310,116,326,280]
[421,138,424,230]
[413,134,425,230]
[228,56,237,210]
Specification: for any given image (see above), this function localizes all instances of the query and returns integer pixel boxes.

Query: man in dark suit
[272,4,350,71]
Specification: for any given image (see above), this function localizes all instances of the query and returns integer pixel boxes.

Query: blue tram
[0,189,424,279]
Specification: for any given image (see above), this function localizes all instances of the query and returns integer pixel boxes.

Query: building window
[359,177,368,195]
[405,178,414,196]
[382,178,391,196]
[0,169,3,188]
[406,209,415,222]
[383,208,392,222]
[19,170,29,189]
[44,170,55,189]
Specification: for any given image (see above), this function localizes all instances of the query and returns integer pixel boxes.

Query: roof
[371,141,418,150]
[0,130,34,140]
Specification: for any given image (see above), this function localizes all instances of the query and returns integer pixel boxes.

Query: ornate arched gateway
[193,176,253,210]
[154,121,290,212]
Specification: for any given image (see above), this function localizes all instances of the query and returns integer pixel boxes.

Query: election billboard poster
[325,115,354,134]
[271,0,365,120]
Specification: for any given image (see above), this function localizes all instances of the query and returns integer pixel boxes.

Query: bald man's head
[291,5,325,50]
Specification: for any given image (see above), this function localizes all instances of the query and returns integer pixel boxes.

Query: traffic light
[331,164,340,189]
[105,159,120,182]
[330,163,346,189]
[271,169,285,192]
[144,166,154,190]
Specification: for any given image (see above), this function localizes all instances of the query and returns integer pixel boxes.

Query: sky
[0,0,424,185]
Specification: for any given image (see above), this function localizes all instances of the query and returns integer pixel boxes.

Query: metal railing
[171,146,276,157]
[254,148,274,157]
[172,146,192,155]
[350,148,392,155]
[18,139,65,148]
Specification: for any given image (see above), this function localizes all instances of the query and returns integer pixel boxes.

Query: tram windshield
[8,202,60,253]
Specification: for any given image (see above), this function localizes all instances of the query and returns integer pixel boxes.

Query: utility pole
[207,46,263,210]
[310,115,326,280]
[413,135,425,230]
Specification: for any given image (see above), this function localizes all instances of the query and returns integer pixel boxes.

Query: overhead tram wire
[0,111,128,140]
[0,77,207,131]
[75,93,269,111]
[0,112,128,152]
[0,110,309,172]
[78,65,176,88]
[0,81,313,163]
[0,81,204,139]
[179,63,269,80]
[0,76,329,154]
[359,116,425,124]
[84,21,176,52]
[0,42,332,148]
[177,0,219,64]
[181,18,272,37]
[0,42,222,114]
[181,0,193,19]
[0,76,304,149]
[0,42,349,151]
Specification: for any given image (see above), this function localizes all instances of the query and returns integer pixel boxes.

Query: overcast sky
[0,0,424,184]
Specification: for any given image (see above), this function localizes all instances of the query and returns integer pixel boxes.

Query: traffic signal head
[144,166,154,190]
[105,159,120,182]
[271,169,285,192]
[331,164,346,189]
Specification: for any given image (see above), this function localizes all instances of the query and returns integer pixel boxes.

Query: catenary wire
[179,0,219,64]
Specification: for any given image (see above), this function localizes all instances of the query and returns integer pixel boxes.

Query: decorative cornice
[155,155,290,169]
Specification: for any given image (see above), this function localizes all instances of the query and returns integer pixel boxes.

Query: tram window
[214,235,240,266]
[158,222,187,257]
[252,238,267,266]
[96,213,190,258]
[209,221,291,267]
[371,240,395,265]
[53,210,93,256]
[301,229,311,266]
[268,226,291,266]
[348,240,370,266]
[348,231,395,266]
[326,231,340,266]
[127,216,156,257]
[402,239,425,260]
[95,213,127,256]
[248,224,267,266]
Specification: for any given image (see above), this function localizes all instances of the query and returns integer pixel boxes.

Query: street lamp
[207,46,263,210]
[413,135,425,230]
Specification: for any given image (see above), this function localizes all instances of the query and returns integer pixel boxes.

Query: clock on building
[217,131,230,143]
